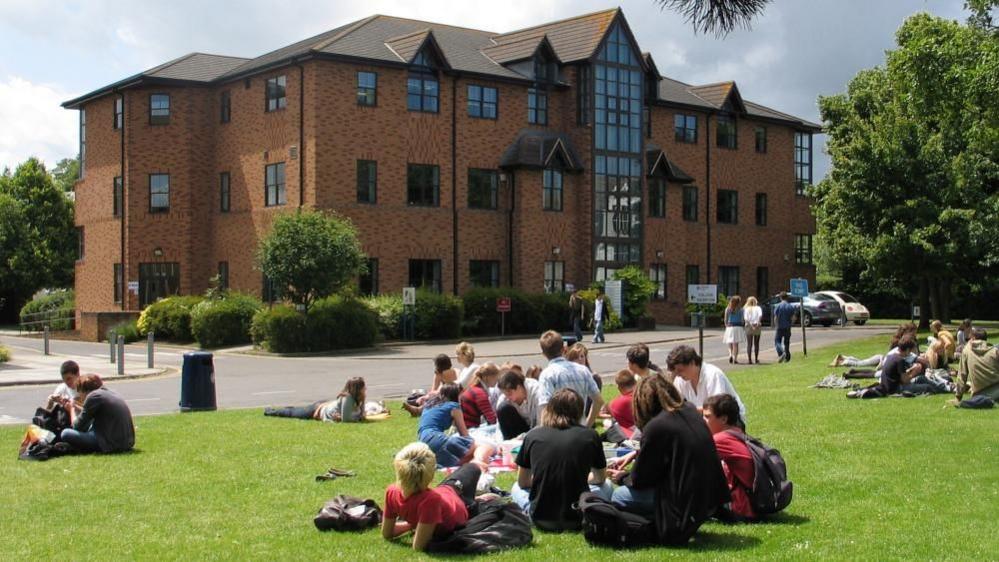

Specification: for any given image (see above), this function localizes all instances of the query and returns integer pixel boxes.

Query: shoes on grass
[316,466,357,482]
[828,354,844,367]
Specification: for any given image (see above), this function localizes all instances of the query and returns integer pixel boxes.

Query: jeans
[60,428,100,453]
[775,327,792,360]
[593,318,605,343]
[511,480,614,520]
[610,485,656,517]
[263,401,322,419]
[572,318,583,343]
[439,463,482,510]
[497,403,530,440]
[842,354,882,368]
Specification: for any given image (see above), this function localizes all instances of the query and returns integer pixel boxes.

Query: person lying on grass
[263,377,366,422]
[60,374,135,454]
[382,442,493,551]
[418,383,494,468]
[847,336,935,399]
[703,393,757,521]
[403,354,458,417]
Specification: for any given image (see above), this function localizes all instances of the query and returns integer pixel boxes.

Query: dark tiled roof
[646,144,694,183]
[500,129,584,171]
[384,29,435,63]
[491,8,618,63]
[482,35,550,64]
[658,77,820,131]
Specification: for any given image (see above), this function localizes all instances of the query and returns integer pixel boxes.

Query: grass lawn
[3,334,997,560]
[867,318,999,330]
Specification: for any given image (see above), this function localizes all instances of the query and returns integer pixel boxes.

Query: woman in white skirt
[722,295,746,364]
[742,296,763,364]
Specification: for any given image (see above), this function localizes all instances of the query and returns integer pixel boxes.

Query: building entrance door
[139,262,180,307]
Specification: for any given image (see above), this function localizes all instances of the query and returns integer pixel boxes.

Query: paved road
[0,324,887,424]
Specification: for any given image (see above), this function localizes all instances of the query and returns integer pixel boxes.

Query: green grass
[3,334,997,560]
[867,318,999,329]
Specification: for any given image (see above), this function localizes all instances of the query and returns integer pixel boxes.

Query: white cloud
[0,76,78,171]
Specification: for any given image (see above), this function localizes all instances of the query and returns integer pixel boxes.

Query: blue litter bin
[180,351,216,412]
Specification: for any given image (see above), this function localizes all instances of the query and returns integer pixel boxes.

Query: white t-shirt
[496,377,542,428]
[743,305,763,326]
[52,382,77,402]
[457,362,480,388]
[672,362,747,422]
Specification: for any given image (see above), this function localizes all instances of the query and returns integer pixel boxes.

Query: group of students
[382,330,763,550]
[722,292,799,365]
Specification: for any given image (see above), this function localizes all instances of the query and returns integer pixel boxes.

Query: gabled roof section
[482,34,560,65]
[642,53,662,81]
[656,76,821,131]
[384,28,451,69]
[646,144,694,183]
[689,81,746,114]
[500,129,584,172]
[491,8,618,63]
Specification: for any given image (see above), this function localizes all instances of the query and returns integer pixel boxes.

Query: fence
[20,309,76,333]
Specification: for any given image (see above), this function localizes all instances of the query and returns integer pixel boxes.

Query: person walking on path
[592,289,607,344]
[569,289,584,343]
[772,292,797,363]
[743,297,763,364]
[722,295,746,364]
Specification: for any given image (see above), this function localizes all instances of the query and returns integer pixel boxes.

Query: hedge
[19,289,75,330]
[191,292,263,349]
[0,344,10,363]
[462,288,571,336]
[362,290,463,341]
[107,319,140,343]
[251,295,378,353]
[137,296,204,341]
[364,295,404,340]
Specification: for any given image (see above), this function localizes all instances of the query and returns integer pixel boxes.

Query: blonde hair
[745,296,758,307]
[455,341,475,363]
[393,442,437,497]
[930,320,943,333]
[727,295,742,310]
[469,362,500,388]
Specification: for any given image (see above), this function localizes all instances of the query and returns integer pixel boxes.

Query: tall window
[674,113,697,143]
[717,114,737,149]
[79,109,86,178]
[220,91,231,123]
[682,185,698,222]
[113,176,123,217]
[265,162,286,207]
[114,263,123,303]
[649,177,666,218]
[685,265,700,300]
[577,66,591,125]
[717,189,738,224]
[543,168,563,211]
[544,260,564,293]
[718,266,740,298]
[357,160,377,204]
[469,260,500,288]
[468,169,498,210]
[795,132,812,195]
[755,193,767,226]
[528,88,547,125]
[359,258,379,296]
[649,263,667,300]
[407,54,438,113]
[795,234,814,264]
[220,172,230,212]
[218,262,229,290]
[467,85,497,119]
[756,266,769,299]
[150,94,170,125]
[357,72,377,106]
[113,98,123,129]
[265,76,287,112]
[407,164,439,206]
[409,259,442,293]
[755,126,767,153]
[149,174,169,213]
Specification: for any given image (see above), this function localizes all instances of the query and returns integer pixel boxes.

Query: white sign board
[402,287,416,306]
[912,305,920,317]
[687,284,718,305]
[604,280,624,319]
[127,281,139,294]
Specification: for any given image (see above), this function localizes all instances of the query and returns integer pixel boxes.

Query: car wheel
[803,312,812,327]
[855,320,867,326]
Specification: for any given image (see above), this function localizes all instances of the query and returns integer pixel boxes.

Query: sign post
[790,278,809,356]
[688,284,717,359]
[496,297,511,336]
[402,287,416,340]
[605,280,624,324]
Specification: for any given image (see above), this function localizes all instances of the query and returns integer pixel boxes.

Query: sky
[0,0,971,180]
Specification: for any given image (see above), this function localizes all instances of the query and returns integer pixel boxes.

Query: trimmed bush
[137,296,204,341]
[363,295,404,340]
[0,344,10,363]
[578,289,622,331]
[462,288,570,336]
[191,293,263,349]
[251,305,307,353]
[611,266,657,325]
[307,295,379,351]
[413,290,463,340]
[19,289,75,330]
[107,319,140,343]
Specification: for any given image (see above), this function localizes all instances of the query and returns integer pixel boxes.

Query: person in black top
[511,388,609,531]
[60,374,135,454]
[605,373,730,545]
[848,335,933,398]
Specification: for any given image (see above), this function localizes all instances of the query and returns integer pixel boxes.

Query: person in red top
[459,363,498,428]
[702,393,756,521]
[605,369,637,438]
[382,442,483,551]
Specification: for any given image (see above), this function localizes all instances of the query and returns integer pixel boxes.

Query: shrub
[107,319,140,343]
[0,344,10,363]
[137,296,204,341]
[578,289,622,331]
[191,292,263,349]
[413,290,463,340]
[612,266,657,325]
[19,289,75,330]
[462,288,570,336]
[307,295,379,351]
[684,292,728,319]
[251,305,307,353]
[364,295,404,340]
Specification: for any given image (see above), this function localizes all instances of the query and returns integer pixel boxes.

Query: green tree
[50,157,80,192]
[0,158,76,322]
[813,14,999,327]
[611,265,658,323]
[256,210,367,310]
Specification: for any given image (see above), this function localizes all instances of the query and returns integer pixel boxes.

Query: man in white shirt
[495,369,543,438]
[537,330,604,427]
[666,345,747,427]
[46,360,81,412]
[592,289,607,343]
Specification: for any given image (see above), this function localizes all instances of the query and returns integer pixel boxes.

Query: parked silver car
[760,293,844,327]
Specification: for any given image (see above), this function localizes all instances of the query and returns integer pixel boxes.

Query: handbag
[313,495,382,531]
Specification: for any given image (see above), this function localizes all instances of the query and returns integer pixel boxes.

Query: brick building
[64,8,820,339]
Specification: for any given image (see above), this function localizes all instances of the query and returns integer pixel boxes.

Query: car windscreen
[836,292,860,303]
[810,293,836,301]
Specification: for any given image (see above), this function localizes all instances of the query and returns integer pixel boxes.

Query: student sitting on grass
[537,331,604,428]
[667,345,747,427]
[847,336,934,398]
[955,319,973,354]
[925,320,957,369]
[382,442,486,551]
[602,369,637,439]
[702,394,757,521]
[511,388,610,531]
[60,374,135,454]
[43,360,81,415]
[496,369,543,439]
[626,343,663,381]
[455,341,480,388]
[460,363,499,429]
[263,377,366,422]
[418,384,494,468]
[955,328,999,402]
[403,354,458,417]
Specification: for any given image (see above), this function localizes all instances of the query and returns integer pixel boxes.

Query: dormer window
[407,49,439,113]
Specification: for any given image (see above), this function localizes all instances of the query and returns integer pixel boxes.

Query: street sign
[790,278,809,297]
[402,287,416,306]
[605,280,624,320]
[687,284,718,305]
[913,305,921,317]
[496,297,511,312]
[127,281,139,294]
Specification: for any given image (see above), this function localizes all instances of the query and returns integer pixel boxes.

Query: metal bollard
[117,335,125,376]
[147,331,154,368]
[110,331,117,363]
[43,326,50,355]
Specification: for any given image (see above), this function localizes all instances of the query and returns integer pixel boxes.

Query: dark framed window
[139,262,180,307]
[528,88,547,125]
[649,263,667,300]
[543,260,564,293]
[469,260,500,288]
[685,265,699,300]
[79,109,86,178]
[682,185,698,222]
[649,178,666,218]
[220,172,231,212]
[409,259,442,293]
[220,91,231,123]
[357,160,377,204]
[265,162,286,207]
[357,72,377,106]
[262,274,281,303]
[150,94,170,125]
[755,193,767,226]
[795,234,814,264]
[265,76,287,112]
[407,164,439,206]
[674,113,697,143]
[218,262,229,290]
[76,226,84,260]
[756,266,769,300]
[795,132,812,195]
[717,189,738,224]
[468,168,498,210]
[113,97,123,129]
[577,66,591,125]
[467,85,497,119]
[113,263,123,303]
[149,174,169,213]
[716,114,737,149]
[718,266,740,298]
[359,258,379,296]
[407,75,439,113]
[755,126,767,153]
[543,168,563,211]
[113,176,123,217]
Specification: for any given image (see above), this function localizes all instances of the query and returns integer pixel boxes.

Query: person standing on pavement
[772,292,798,363]
[592,289,607,344]
[569,289,585,343]
[743,297,763,364]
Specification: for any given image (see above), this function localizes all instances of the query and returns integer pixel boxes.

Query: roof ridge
[492,7,619,38]
[742,99,804,121]
[376,14,497,35]
[385,27,433,44]
[486,33,549,48]
[312,14,381,52]
[690,80,736,90]
[186,52,251,61]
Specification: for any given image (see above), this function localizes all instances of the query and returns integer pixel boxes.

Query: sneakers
[316,466,356,481]
[954,379,969,401]
[778,354,786,364]
[828,354,845,367]
[846,389,862,399]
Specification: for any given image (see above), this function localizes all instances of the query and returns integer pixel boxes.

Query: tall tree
[50,157,80,192]
[813,14,999,326]
[656,0,771,36]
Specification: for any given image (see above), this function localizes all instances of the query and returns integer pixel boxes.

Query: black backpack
[427,500,533,554]
[725,430,793,515]
[575,492,653,547]
[313,495,382,531]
